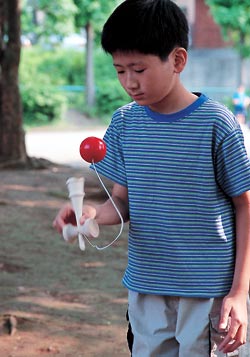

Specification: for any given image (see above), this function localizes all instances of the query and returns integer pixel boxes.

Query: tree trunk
[85,22,95,108]
[0,0,27,166]
[239,55,244,87]
[239,32,245,86]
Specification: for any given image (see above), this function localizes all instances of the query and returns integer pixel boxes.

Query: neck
[149,84,198,115]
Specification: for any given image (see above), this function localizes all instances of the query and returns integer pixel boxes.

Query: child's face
[112,50,182,112]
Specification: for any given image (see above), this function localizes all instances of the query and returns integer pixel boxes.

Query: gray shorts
[127,291,250,357]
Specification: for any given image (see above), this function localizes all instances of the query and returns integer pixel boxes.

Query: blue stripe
[92,94,250,297]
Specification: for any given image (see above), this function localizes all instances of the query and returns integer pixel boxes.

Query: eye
[116,70,125,74]
[135,69,145,73]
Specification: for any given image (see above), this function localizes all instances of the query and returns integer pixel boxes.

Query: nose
[125,73,139,90]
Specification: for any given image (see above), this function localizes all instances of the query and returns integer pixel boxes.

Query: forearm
[86,182,129,226]
[94,196,129,225]
[217,193,250,352]
[230,192,250,296]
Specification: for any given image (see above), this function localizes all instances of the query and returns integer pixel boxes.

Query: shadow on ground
[0,164,129,357]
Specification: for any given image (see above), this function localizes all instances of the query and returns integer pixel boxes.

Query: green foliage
[205,0,250,58]
[21,0,126,123]
[96,79,130,116]
[21,0,77,41]
[20,46,130,125]
[20,47,84,85]
[73,0,120,33]
[94,49,130,117]
[94,49,117,81]
[21,0,120,41]
[21,82,67,126]
[20,47,83,125]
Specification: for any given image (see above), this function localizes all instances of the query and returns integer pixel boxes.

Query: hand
[79,204,97,224]
[218,293,248,353]
[53,202,97,234]
[53,202,76,234]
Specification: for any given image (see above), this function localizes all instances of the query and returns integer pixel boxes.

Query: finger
[221,340,240,354]
[220,338,244,354]
[219,325,237,350]
[53,216,64,233]
[82,204,97,218]
[218,310,230,331]
[79,205,97,224]
[79,215,87,225]
[219,325,246,353]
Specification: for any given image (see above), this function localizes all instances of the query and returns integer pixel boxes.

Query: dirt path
[25,109,107,168]
[0,164,130,357]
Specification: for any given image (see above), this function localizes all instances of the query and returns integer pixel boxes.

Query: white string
[82,161,124,251]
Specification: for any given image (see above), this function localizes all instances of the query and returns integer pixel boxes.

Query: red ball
[79,136,107,163]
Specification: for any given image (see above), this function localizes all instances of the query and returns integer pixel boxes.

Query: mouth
[130,93,144,101]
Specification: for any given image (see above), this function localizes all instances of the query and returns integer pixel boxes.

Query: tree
[21,0,77,44]
[205,0,250,84]
[0,0,28,166]
[22,0,121,109]
[73,0,120,107]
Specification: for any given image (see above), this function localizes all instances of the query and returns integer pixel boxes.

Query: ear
[173,47,187,74]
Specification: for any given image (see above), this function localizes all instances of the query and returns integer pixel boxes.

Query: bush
[96,79,130,116]
[20,47,84,125]
[20,47,84,85]
[93,50,131,117]
[21,81,67,126]
[19,46,131,125]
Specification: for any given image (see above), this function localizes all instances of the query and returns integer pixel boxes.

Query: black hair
[101,0,189,60]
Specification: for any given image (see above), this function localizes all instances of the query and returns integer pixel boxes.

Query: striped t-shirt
[93,93,250,298]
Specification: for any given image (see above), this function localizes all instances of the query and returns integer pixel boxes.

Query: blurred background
[0,0,250,166]
[0,2,250,355]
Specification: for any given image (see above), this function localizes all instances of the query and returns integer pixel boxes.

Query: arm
[219,190,250,353]
[81,182,129,225]
[245,96,250,108]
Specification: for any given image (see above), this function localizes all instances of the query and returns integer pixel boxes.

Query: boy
[53,0,250,355]
[232,85,250,125]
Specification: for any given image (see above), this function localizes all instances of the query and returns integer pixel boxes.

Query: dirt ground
[1,113,250,357]
[0,160,130,356]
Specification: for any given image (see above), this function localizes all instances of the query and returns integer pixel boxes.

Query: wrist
[227,286,249,298]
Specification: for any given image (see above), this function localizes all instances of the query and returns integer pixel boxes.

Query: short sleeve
[90,113,127,187]
[215,128,250,197]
